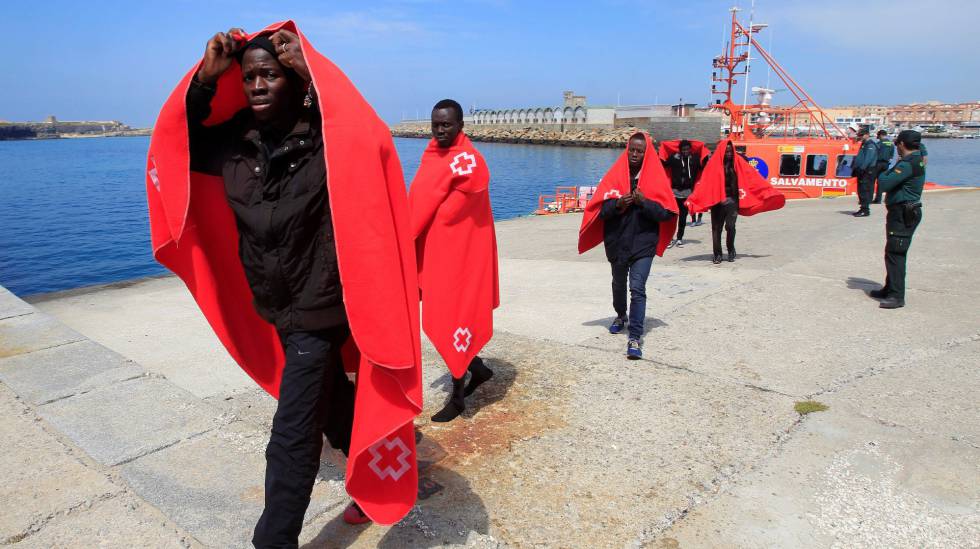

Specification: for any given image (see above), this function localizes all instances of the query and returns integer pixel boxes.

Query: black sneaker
[609,317,627,334]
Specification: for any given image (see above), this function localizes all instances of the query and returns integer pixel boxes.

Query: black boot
[879,297,905,309]
[868,287,889,299]
[712,254,722,264]
[727,249,736,262]
[431,376,465,422]
[464,357,493,397]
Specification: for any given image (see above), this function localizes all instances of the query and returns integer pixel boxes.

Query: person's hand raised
[617,193,635,210]
[270,29,311,82]
[197,28,247,86]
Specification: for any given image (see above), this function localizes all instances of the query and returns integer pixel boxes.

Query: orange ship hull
[734,138,860,200]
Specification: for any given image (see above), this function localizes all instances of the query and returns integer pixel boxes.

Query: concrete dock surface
[2,189,978,548]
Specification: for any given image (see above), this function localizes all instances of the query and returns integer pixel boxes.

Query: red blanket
[145,21,421,525]
[578,132,678,256]
[685,139,786,216]
[409,133,499,379]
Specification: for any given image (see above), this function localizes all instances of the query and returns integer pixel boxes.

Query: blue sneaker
[609,317,627,334]
[627,339,642,360]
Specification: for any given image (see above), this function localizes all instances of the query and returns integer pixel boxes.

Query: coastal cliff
[0,118,150,140]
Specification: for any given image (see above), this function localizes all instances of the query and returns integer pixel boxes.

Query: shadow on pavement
[379,464,488,548]
[303,437,490,548]
[678,253,771,262]
[301,506,369,549]
[582,316,667,335]
[428,359,517,419]
[846,277,883,297]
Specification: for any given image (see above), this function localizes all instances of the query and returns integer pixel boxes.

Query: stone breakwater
[391,123,647,148]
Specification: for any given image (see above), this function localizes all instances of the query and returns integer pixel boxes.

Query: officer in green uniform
[851,126,879,217]
[871,129,894,204]
[868,130,925,309]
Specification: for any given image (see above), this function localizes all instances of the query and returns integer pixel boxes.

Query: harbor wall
[392,113,723,148]
[634,115,724,145]
[391,123,647,148]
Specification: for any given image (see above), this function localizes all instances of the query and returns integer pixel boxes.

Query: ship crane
[710,8,845,141]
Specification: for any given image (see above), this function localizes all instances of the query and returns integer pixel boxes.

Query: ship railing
[535,185,593,215]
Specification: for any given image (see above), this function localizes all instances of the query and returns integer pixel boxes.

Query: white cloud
[300,11,427,39]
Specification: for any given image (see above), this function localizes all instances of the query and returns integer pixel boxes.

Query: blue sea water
[0,136,976,297]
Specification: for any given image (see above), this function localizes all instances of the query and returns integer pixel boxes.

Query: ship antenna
[765,27,773,90]
[742,0,755,113]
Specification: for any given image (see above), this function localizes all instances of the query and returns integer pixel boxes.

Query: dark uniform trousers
[883,203,922,300]
[710,200,738,256]
[857,169,877,211]
[253,325,355,549]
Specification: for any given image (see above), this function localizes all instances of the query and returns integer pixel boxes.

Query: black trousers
[883,204,922,300]
[857,169,876,211]
[675,199,689,240]
[710,200,738,256]
[253,326,355,549]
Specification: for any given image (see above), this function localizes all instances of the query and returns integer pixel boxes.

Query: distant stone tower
[563,91,587,108]
[44,115,57,124]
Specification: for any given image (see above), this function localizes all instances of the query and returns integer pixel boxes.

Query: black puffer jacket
[599,173,675,264]
[186,80,344,332]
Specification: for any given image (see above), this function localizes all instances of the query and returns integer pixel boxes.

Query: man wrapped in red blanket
[659,139,710,245]
[686,140,785,263]
[146,22,421,544]
[409,99,500,423]
[578,133,678,359]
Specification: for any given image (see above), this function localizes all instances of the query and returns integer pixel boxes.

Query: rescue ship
[712,6,860,200]
[533,5,951,215]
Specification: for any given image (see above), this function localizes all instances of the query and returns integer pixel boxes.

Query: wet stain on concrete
[420,358,568,469]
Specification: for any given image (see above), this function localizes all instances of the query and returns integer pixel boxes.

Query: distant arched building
[470,91,615,129]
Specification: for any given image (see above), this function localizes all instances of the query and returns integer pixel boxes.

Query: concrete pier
[2,189,978,547]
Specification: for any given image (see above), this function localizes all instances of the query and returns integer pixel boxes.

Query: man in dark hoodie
[663,140,702,247]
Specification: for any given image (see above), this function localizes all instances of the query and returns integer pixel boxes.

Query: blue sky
[4,0,977,127]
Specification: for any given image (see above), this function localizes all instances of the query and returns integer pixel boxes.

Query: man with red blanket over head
[409,99,499,423]
[578,133,678,360]
[146,23,422,546]
[686,140,786,263]
[660,139,710,247]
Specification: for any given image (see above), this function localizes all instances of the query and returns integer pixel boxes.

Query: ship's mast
[710,7,846,140]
